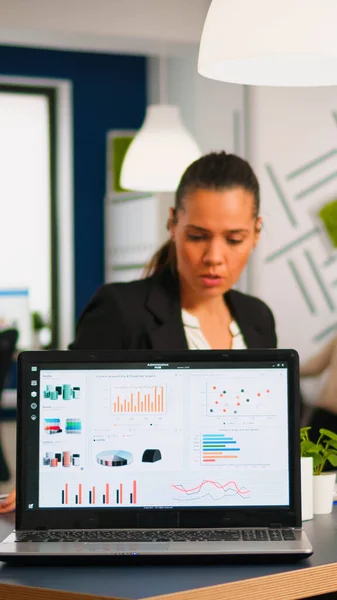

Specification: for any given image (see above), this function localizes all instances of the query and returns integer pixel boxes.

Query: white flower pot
[313,472,336,514]
[300,457,313,521]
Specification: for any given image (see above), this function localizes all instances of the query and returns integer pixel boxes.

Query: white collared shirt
[181,309,247,350]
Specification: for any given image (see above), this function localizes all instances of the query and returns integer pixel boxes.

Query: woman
[70,151,276,352]
[0,151,277,514]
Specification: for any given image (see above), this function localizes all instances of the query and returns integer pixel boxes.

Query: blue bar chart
[202,433,240,464]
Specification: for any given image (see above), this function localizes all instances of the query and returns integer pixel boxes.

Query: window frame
[0,83,59,348]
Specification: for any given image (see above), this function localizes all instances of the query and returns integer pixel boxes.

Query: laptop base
[0,528,313,564]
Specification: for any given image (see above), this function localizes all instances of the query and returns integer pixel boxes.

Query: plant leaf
[300,427,311,440]
[327,453,337,467]
[312,455,324,469]
[326,440,337,450]
[300,440,317,456]
[319,428,337,441]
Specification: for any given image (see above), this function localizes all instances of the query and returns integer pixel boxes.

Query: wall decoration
[251,87,337,364]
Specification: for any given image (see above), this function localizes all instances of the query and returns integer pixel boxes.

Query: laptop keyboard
[15,529,296,543]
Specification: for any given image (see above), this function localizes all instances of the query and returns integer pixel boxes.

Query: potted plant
[300,427,337,514]
[299,428,314,520]
[31,312,51,349]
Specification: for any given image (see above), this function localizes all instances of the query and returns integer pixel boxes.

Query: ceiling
[0,0,211,56]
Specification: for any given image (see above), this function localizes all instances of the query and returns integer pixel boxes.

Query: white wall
[148,52,245,155]
[250,86,337,362]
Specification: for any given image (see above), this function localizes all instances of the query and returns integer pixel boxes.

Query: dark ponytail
[143,239,177,277]
[144,151,260,277]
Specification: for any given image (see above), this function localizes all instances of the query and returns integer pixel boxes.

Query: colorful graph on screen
[112,386,166,414]
[61,480,138,506]
[201,433,240,464]
[171,479,250,501]
[206,381,271,416]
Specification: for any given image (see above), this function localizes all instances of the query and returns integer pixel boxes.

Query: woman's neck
[180,288,228,318]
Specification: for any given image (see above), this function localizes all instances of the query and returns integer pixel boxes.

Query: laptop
[0,349,313,562]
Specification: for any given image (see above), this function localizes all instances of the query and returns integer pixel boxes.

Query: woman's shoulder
[227,289,277,348]
[93,275,154,306]
[94,269,177,306]
[227,288,274,317]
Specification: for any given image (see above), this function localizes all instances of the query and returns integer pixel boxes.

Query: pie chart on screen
[96,450,133,467]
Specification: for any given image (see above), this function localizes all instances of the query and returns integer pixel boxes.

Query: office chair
[0,329,18,482]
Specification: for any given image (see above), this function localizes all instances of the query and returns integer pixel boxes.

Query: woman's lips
[200,275,224,287]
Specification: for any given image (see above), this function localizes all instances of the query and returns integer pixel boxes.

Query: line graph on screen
[171,479,250,501]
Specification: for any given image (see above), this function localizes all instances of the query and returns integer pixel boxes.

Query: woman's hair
[144,151,260,277]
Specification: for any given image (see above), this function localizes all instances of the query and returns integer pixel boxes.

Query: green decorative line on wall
[323,253,337,268]
[288,259,316,315]
[265,164,297,227]
[265,227,319,263]
[332,111,337,127]
[332,278,337,287]
[313,322,337,343]
[111,263,146,271]
[295,171,337,200]
[108,194,150,205]
[286,149,337,180]
[304,249,335,312]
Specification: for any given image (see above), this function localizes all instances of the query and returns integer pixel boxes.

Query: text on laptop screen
[33,361,289,509]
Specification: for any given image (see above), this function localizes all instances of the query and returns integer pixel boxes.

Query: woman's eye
[227,239,244,245]
[187,234,206,241]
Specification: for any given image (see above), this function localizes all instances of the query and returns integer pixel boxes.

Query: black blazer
[70,269,277,350]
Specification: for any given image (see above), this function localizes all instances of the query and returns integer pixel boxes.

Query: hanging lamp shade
[198,0,337,87]
[120,105,201,192]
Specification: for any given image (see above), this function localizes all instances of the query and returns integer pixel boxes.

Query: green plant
[31,311,45,332]
[319,198,337,248]
[300,426,337,475]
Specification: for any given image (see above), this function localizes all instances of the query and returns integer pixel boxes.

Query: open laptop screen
[22,354,292,512]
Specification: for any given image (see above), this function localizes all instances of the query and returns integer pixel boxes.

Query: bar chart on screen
[112,385,166,414]
[201,433,240,464]
[58,480,138,507]
[191,430,275,469]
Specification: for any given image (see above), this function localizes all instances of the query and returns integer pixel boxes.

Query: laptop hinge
[36,527,48,531]
[268,523,283,529]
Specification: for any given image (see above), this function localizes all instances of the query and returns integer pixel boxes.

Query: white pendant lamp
[120,104,201,192]
[198,0,337,87]
[121,56,201,192]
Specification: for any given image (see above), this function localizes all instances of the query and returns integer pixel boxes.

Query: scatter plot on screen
[206,381,271,416]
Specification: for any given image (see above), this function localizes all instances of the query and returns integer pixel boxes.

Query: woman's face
[169,187,261,301]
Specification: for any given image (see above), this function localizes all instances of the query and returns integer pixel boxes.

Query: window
[0,85,58,348]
